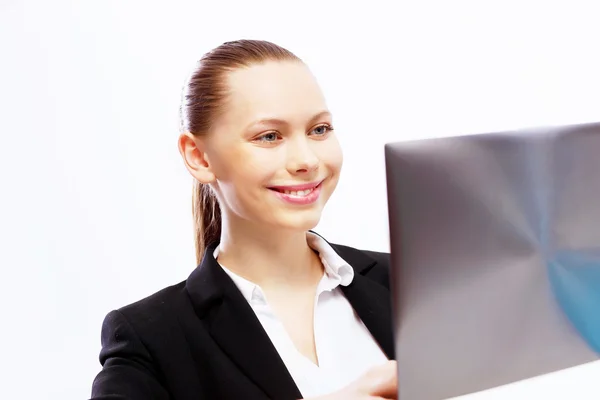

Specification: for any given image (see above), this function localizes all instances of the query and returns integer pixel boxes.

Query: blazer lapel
[186,244,302,400]
[330,243,396,360]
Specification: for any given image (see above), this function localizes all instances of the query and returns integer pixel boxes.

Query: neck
[216,214,323,291]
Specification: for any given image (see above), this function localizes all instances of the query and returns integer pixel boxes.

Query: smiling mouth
[268,180,324,198]
[271,187,316,197]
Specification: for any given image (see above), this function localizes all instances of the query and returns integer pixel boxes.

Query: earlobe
[178,133,216,184]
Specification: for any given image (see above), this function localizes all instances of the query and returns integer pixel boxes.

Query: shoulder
[102,281,190,338]
[122,281,186,313]
[94,282,194,398]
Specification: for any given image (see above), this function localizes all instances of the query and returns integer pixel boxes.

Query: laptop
[384,121,600,399]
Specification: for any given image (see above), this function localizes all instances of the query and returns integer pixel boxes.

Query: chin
[272,209,323,232]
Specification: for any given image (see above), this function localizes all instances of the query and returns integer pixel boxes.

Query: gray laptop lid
[385,122,600,400]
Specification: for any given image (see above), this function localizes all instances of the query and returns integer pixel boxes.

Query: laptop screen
[385,122,600,399]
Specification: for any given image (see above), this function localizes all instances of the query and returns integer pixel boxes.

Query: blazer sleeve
[90,310,170,400]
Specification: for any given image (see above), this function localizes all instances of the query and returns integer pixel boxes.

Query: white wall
[1,0,599,398]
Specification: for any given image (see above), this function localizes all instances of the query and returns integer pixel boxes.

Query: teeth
[283,188,313,197]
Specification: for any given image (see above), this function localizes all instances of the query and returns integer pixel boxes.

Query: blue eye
[310,124,333,136]
[256,132,280,142]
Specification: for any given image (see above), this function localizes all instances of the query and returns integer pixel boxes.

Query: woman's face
[203,61,343,232]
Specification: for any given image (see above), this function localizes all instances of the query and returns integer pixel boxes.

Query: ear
[178,132,216,184]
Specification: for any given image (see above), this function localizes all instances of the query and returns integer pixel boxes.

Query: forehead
[223,61,328,125]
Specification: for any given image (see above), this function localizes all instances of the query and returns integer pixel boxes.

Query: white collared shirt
[214,232,388,398]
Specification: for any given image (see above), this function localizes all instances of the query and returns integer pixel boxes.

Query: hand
[307,360,398,400]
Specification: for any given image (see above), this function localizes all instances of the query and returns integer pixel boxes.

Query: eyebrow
[246,110,332,131]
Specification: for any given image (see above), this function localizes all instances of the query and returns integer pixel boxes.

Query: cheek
[217,146,280,187]
[319,137,344,173]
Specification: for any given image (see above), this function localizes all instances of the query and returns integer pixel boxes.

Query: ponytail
[192,180,221,265]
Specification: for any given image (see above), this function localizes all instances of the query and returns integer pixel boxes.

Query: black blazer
[90,239,395,400]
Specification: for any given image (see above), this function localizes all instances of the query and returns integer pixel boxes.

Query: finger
[368,395,397,400]
[368,363,398,398]
[371,384,397,399]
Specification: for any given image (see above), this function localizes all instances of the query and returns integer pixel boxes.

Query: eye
[255,131,281,143]
[310,124,334,137]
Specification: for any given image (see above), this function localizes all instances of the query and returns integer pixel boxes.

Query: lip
[268,180,324,192]
[268,179,325,205]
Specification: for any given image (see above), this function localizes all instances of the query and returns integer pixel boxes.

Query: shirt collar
[306,231,354,288]
[213,232,355,304]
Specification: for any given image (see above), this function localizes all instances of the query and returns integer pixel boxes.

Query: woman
[91,39,397,400]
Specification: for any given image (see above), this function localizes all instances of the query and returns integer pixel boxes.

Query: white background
[1,0,599,398]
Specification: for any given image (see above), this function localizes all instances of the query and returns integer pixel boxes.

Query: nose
[286,136,319,175]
